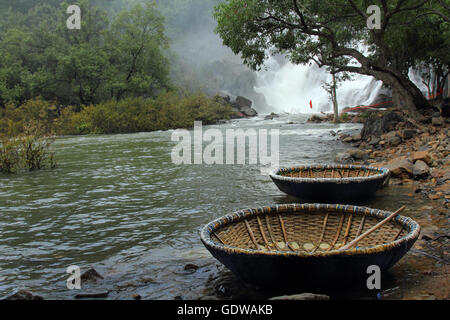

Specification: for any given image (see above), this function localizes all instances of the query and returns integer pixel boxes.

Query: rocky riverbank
[334,109,449,207]
[329,107,449,300]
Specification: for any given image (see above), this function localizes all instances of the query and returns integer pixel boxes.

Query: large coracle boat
[270,165,390,201]
[200,204,420,288]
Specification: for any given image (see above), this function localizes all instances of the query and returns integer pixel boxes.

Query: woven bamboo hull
[270,165,390,201]
[200,204,420,289]
[271,177,385,200]
[204,240,414,288]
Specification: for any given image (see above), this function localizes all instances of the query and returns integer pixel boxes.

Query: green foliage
[214,0,449,110]
[339,113,350,122]
[56,92,234,135]
[0,122,56,174]
[106,2,170,100]
[0,0,171,107]
[0,137,21,173]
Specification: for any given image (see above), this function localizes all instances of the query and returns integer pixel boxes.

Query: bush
[1,92,234,137]
[56,92,234,135]
[0,122,56,174]
[0,98,58,137]
[0,137,21,173]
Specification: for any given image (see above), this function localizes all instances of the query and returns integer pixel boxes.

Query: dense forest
[0,0,229,105]
[0,0,235,173]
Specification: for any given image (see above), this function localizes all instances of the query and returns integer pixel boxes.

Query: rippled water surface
[1,115,430,299]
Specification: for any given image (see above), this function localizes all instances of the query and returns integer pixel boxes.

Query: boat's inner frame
[279,167,381,179]
[212,210,406,253]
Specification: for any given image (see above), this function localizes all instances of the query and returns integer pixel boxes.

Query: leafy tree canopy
[214,0,450,112]
[0,0,170,107]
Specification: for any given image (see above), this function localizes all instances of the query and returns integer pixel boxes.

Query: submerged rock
[74,291,109,299]
[264,113,280,120]
[81,268,104,283]
[269,293,330,300]
[308,114,325,123]
[184,264,199,271]
[4,290,44,300]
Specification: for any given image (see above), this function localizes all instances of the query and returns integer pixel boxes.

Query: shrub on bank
[56,92,234,135]
[0,123,56,174]
[0,92,233,173]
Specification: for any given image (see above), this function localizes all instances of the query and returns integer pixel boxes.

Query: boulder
[383,131,402,146]
[264,112,280,120]
[361,111,403,139]
[368,136,381,146]
[432,117,444,127]
[343,137,354,143]
[4,290,44,300]
[81,268,104,283]
[413,160,430,179]
[351,133,362,142]
[348,149,368,160]
[386,157,413,178]
[241,106,258,117]
[402,129,416,140]
[230,96,258,118]
[309,114,325,123]
[235,96,252,109]
[335,152,353,164]
[412,151,432,165]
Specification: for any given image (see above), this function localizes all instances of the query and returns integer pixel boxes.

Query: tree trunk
[447,74,450,98]
[332,73,339,123]
[372,69,430,117]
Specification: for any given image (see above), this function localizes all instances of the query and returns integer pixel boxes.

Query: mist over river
[0,115,436,299]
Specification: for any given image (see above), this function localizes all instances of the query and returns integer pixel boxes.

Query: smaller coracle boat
[200,204,420,288]
[270,165,390,201]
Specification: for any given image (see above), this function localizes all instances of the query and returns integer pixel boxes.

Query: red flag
[309,100,313,109]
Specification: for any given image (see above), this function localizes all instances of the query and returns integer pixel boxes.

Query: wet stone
[4,290,44,300]
[81,268,104,283]
[413,160,430,180]
[269,293,330,301]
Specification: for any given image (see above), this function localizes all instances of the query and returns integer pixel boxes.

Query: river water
[0,115,439,299]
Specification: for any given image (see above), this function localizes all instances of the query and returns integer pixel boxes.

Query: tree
[106,2,170,100]
[214,0,450,115]
[0,0,171,107]
[322,70,350,122]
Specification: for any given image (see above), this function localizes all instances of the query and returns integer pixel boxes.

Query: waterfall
[253,55,443,114]
[254,56,384,114]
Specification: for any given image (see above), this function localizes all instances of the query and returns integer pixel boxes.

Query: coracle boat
[200,204,420,288]
[270,165,390,201]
